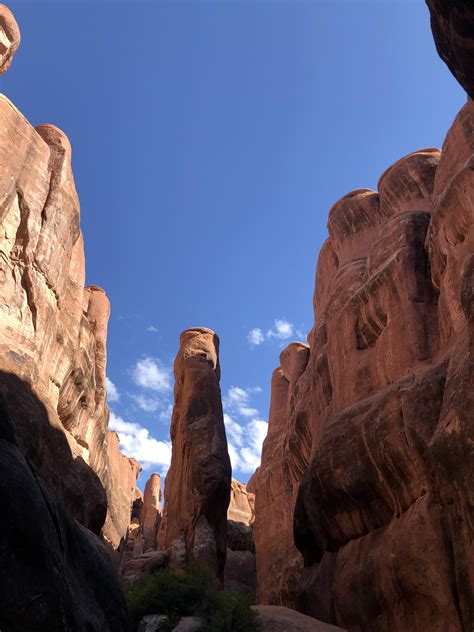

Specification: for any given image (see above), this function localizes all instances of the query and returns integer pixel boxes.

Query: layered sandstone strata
[0,91,139,541]
[288,124,473,630]
[157,328,231,581]
[250,341,310,606]
[0,92,140,544]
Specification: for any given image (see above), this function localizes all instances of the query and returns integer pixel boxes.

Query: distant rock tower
[157,328,231,582]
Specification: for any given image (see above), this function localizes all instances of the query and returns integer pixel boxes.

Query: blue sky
[1,1,464,487]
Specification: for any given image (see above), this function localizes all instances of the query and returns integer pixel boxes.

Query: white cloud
[131,394,160,413]
[106,377,120,403]
[109,411,171,469]
[225,415,268,474]
[239,406,259,417]
[132,357,172,392]
[267,318,294,340]
[248,328,264,346]
[248,319,302,347]
[147,325,159,333]
[224,385,261,418]
[223,386,266,474]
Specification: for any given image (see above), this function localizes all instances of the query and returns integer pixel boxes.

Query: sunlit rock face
[140,472,163,551]
[289,122,473,630]
[228,477,255,525]
[0,6,135,628]
[0,8,139,549]
[0,4,20,76]
[0,94,139,543]
[157,328,231,582]
[250,341,310,607]
[224,478,257,594]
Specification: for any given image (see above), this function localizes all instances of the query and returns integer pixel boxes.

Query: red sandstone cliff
[251,7,474,630]
[0,6,136,629]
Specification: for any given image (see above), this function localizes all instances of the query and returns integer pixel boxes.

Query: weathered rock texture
[251,341,310,606]
[284,121,474,630]
[0,7,137,628]
[0,4,20,76]
[0,93,139,544]
[228,477,255,525]
[158,328,231,581]
[426,0,474,99]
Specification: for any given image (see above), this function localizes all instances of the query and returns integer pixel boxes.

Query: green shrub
[125,564,259,631]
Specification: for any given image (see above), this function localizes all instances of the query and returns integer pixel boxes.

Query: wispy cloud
[248,328,264,347]
[132,357,172,392]
[131,394,160,413]
[222,385,267,475]
[109,411,171,470]
[106,377,120,403]
[224,414,268,474]
[147,325,159,333]
[247,318,306,348]
[224,385,261,417]
[267,318,294,340]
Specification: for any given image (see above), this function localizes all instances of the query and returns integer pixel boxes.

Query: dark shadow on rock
[0,370,106,533]
[0,372,130,632]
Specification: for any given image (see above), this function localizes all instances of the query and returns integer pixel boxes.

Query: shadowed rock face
[0,380,130,632]
[157,328,231,581]
[426,0,474,99]
[288,124,473,630]
[251,342,310,606]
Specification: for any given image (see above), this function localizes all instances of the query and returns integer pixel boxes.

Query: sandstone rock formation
[228,477,255,524]
[426,0,474,99]
[251,10,474,626]
[0,66,139,547]
[0,4,20,76]
[250,341,310,606]
[140,472,163,551]
[103,430,141,550]
[0,6,138,628]
[286,128,473,629]
[157,328,231,581]
[0,385,130,631]
[224,479,257,594]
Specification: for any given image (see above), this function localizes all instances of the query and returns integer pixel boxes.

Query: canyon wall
[0,5,135,629]
[250,342,310,606]
[0,13,138,548]
[252,6,474,630]
[157,328,232,582]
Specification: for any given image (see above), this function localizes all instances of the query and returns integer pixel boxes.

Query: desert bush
[126,564,258,631]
